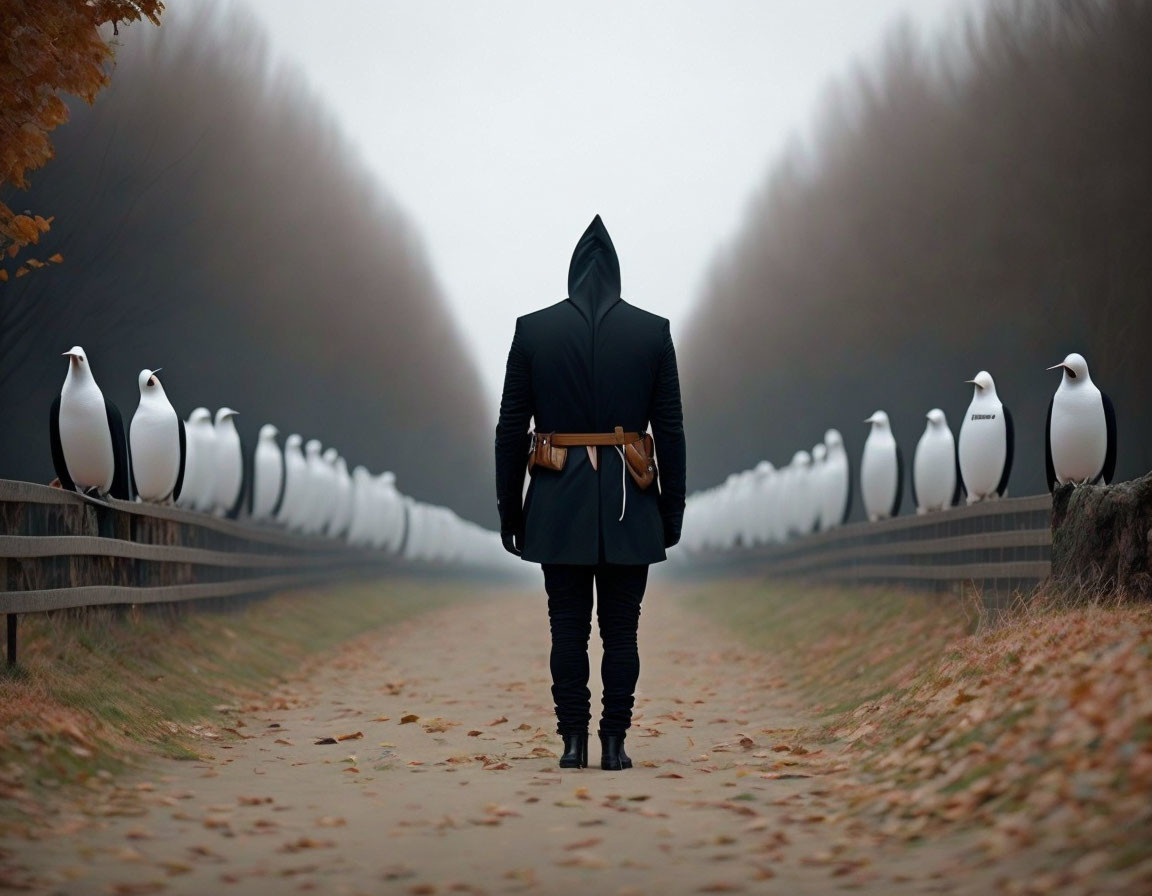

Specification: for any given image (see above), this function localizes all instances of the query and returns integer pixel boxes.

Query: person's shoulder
[617,299,670,331]
[516,299,569,328]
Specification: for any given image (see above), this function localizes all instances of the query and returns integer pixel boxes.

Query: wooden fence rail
[676,494,1053,599]
[0,478,413,665]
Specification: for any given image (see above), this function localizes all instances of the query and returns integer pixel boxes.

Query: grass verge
[0,577,468,829]
[677,575,1152,888]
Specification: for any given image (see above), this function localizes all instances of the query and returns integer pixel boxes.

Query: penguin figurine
[912,409,960,514]
[129,369,186,503]
[212,408,245,518]
[1045,353,1116,489]
[821,428,852,528]
[251,424,285,521]
[861,411,902,521]
[958,371,1013,503]
[50,346,131,499]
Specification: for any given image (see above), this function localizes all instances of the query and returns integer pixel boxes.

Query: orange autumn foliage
[0,0,163,280]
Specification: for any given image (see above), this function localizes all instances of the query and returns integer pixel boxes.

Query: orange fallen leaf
[400,714,420,724]
[336,731,363,741]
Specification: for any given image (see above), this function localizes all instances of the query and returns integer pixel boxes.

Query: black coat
[494,216,686,565]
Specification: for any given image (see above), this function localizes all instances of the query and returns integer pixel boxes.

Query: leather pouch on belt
[623,434,657,489]
[528,432,567,473]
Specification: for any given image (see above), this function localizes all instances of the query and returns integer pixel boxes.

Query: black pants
[542,562,649,736]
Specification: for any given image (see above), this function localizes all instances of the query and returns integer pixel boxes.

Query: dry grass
[678,577,1152,888]
[0,577,466,828]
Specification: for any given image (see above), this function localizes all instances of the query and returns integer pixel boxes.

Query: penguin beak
[965,379,980,387]
[1047,363,1071,373]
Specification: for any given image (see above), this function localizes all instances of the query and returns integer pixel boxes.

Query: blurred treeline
[0,4,494,524]
[681,0,1151,509]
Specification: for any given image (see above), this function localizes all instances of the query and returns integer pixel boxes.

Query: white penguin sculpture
[276,434,308,530]
[958,371,1013,504]
[820,429,851,529]
[50,346,130,499]
[1045,353,1116,489]
[912,409,959,514]
[176,408,216,511]
[861,411,902,522]
[129,369,185,503]
[251,424,285,521]
[212,408,244,517]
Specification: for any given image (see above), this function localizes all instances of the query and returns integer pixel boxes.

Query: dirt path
[6,581,1002,895]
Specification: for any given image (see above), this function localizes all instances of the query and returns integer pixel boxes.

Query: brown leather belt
[544,426,642,447]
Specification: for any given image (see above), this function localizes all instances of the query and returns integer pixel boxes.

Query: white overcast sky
[239,0,976,403]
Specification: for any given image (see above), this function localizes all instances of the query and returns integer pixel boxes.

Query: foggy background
[680,0,1152,507]
[0,3,493,524]
[2,0,1149,528]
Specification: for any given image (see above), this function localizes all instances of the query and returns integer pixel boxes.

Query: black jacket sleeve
[494,318,533,535]
[649,320,686,546]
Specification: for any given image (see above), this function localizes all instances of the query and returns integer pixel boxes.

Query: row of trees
[0,3,496,525]
[680,0,1152,509]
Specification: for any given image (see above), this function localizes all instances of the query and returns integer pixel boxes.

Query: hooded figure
[494,215,687,772]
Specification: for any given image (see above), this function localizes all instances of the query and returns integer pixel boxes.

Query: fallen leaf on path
[279,836,335,853]
[515,723,533,731]
[274,738,293,746]
[313,737,338,745]
[487,716,509,726]
[372,716,391,722]
[657,773,684,779]
[564,837,602,850]
[337,731,363,741]
[237,795,273,806]
[483,762,512,770]
[467,730,483,737]
[400,714,420,724]
[555,852,609,869]
[316,816,347,827]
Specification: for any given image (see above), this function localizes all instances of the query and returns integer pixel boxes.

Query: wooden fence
[677,494,1053,599]
[0,478,413,665]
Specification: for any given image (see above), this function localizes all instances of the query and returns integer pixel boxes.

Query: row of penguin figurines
[679,353,1117,550]
[47,345,502,561]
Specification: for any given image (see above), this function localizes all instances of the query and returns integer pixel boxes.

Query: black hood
[567,215,621,321]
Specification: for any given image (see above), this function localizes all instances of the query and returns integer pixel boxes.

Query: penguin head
[305,439,322,458]
[864,410,890,430]
[286,433,303,450]
[381,471,396,487]
[258,424,279,441]
[322,447,338,464]
[824,429,845,454]
[812,443,828,463]
[62,346,90,377]
[791,450,812,469]
[214,407,238,427]
[352,465,369,482]
[137,368,165,395]
[926,408,947,428]
[1049,352,1089,384]
[755,460,775,478]
[965,370,996,396]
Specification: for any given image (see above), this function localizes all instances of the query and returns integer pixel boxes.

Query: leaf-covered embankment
[677,579,1152,886]
[0,579,468,831]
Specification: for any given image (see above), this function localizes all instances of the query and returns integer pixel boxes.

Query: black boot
[558,732,588,769]
[598,730,632,770]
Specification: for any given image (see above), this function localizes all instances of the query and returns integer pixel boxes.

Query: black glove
[501,530,524,557]
[663,520,681,549]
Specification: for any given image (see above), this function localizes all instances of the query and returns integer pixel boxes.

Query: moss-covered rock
[1051,473,1152,599]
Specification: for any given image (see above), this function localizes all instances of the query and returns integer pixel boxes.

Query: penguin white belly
[823,459,849,528]
[175,439,201,508]
[59,391,115,492]
[861,442,897,520]
[131,411,179,501]
[1051,392,1107,484]
[252,449,282,518]
[959,413,1006,499]
[214,442,242,511]
[914,438,955,512]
